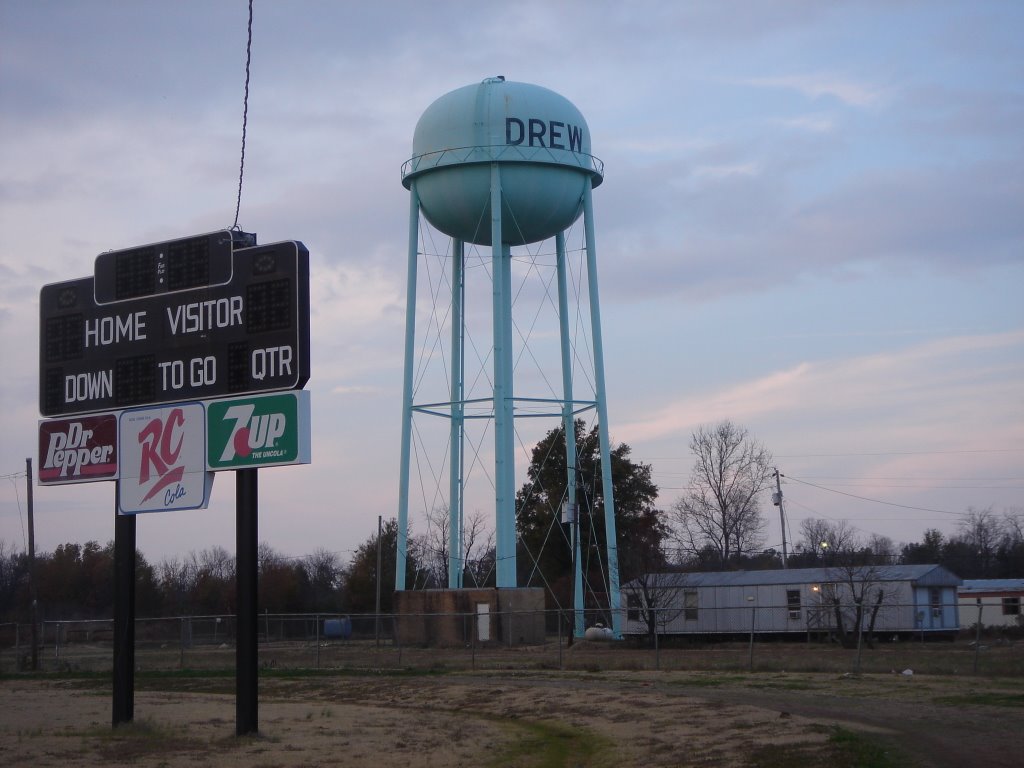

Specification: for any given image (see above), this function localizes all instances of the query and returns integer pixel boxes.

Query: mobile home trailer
[623,565,961,638]
[958,579,1024,630]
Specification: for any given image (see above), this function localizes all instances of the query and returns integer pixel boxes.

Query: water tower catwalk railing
[395,78,622,639]
[400,144,604,182]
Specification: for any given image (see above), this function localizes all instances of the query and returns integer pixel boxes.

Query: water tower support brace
[448,239,465,589]
[395,183,420,591]
[583,181,623,638]
[555,231,585,638]
[492,163,518,588]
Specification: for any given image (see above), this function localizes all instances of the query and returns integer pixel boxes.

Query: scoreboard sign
[118,402,213,514]
[38,413,119,484]
[39,232,310,417]
[207,391,311,470]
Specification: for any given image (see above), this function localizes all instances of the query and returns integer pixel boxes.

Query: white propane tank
[584,624,614,641]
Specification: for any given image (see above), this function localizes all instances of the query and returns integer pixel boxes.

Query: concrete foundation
[394,587,546,647]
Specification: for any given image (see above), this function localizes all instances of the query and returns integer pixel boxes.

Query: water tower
[396,77,622,637]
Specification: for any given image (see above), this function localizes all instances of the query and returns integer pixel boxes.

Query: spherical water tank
[402,77,603,246]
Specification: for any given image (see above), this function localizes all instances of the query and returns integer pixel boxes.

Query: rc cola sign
[206,391,311,470]
[118,402,213,514]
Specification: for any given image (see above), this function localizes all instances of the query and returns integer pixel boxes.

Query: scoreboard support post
[235,468,259,736]
[112,492,136,727]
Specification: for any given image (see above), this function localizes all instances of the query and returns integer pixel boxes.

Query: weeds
[746,726,903,768]
[935,691,1024,708]
[488,718,612,768]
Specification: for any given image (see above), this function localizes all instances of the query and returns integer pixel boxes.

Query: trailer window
[930,587,943,618]
[787,589,801,620]
[627,593,641,622]
[1003,597,1021,616]
[683,590,698,621]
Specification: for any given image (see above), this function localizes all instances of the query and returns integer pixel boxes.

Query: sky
[1,0,1021,570]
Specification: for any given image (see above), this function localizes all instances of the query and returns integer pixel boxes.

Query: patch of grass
[746,726,905,768]
[826,726,904,768]
[748,680,816,691]
[935,692,1024,708]
[666,673,749,688]
[83,717,209,762]
[489,718,612,768]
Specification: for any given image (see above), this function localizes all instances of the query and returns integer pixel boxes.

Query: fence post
[854,598,864,674]
[315,614,320,670]
[395,615,402,666]
[747,597,756,672]
[973,599,983,675]
[557,611,563,670]
[654,608,660,671]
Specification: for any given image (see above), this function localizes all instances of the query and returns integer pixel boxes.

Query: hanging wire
[7,475,27,551]
[231,0,254,230]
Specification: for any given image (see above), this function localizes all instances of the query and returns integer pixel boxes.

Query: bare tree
[157,556,198,602]
[304,548,343,609]
[958,506,1005,575]
[866,534,896,565]
[193,546,235,581]
[628,572,686,645]
[820,562,896,662]
[671,421,772,564]
[0,539,23,615]
[257,542,283,573]
[797,518,859,565]
[422,506,495,588]
[1004,508,1024,543]
[461,510,495,587]
[422,506,451,588]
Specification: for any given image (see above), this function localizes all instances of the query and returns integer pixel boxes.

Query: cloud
[686,162,761,181]
[618,330,1024,447]
[771,114,838,134]
[741,73,886,107]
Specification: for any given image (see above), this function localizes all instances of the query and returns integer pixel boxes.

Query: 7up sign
[207,391,311,470]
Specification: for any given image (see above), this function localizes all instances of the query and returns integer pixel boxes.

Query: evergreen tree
[515,420,666,609]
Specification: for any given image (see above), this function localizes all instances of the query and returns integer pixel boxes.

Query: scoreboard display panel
[40,233,310,417]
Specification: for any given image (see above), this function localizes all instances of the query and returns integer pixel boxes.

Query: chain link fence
[0,604,1020,676]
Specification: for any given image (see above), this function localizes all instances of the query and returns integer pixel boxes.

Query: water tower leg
[448,239,465,589]
[491,164,517,588]
[556,232,585,638]
[582,181,623,637]
[396,183,420,591]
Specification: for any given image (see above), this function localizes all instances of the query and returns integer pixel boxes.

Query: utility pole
[773,468,788,569]
[375,515,383,647]
[26,458,39,671]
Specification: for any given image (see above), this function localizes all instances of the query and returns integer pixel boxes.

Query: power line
[231,0,254,230]
[776,449,1024,458]
[6,475,27,551]
[791,475,1024,481]
[797,483,1022,490]
[641,448,1024,461]
[784,475,965,516]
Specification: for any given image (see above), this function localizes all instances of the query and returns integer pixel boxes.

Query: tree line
[667,422,1023,578]
[1,419,1019,624]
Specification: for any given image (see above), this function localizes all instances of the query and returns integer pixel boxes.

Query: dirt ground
[2,665,1022,768]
